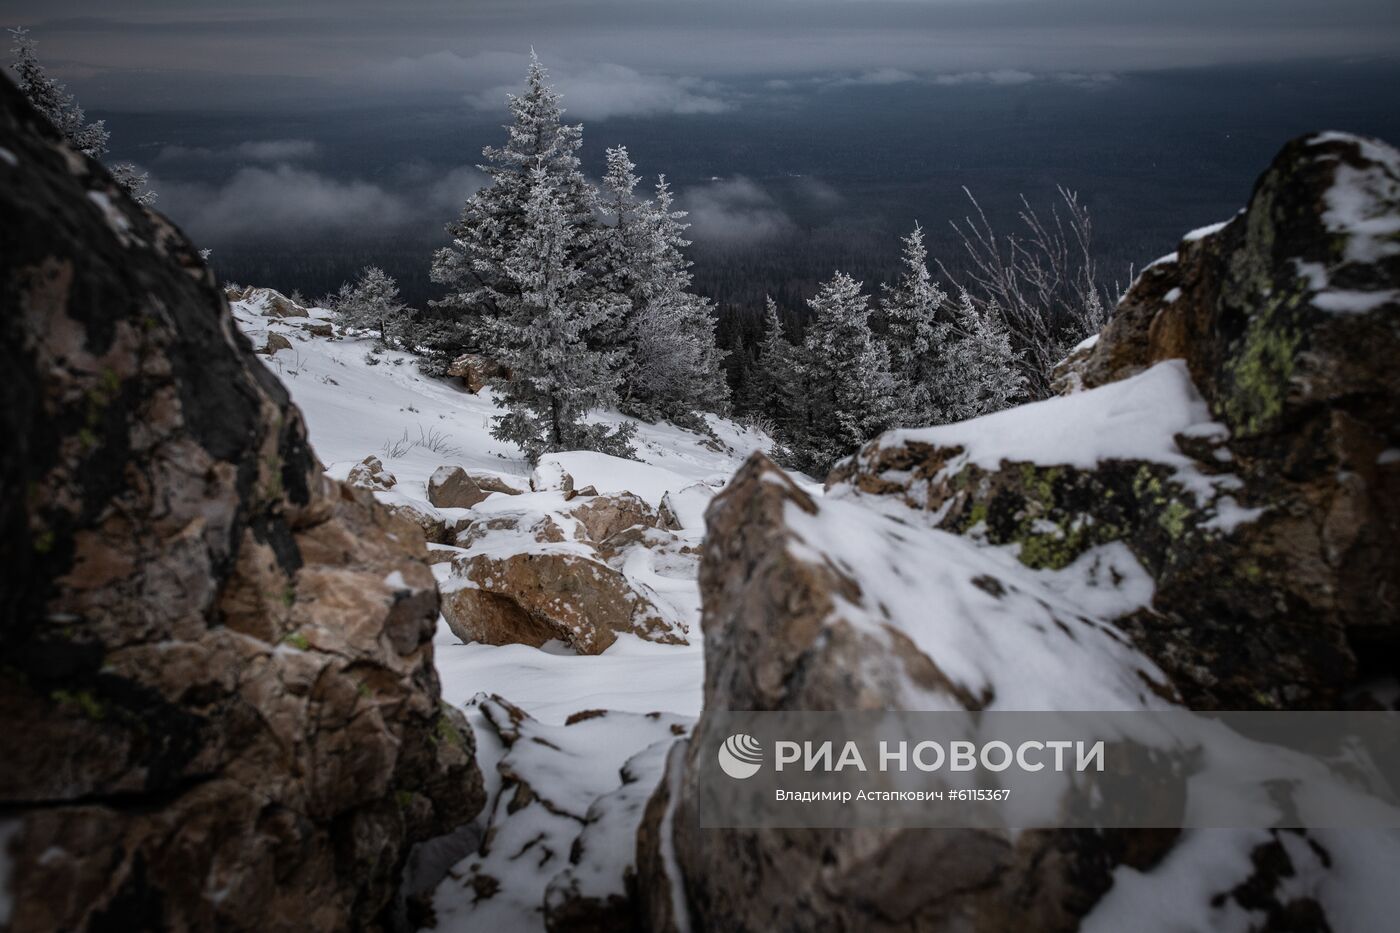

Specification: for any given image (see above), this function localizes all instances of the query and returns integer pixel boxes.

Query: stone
[259,331,293,355]
[440,548,685,654]
[0,79,483,933]
[346,454,397,491]
[446,352,509,394]
[427,465,489,509]
[471,472,524,496]
[565,492,667,545]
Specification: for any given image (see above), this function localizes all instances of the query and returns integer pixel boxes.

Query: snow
[1320,137,1400,265]
[431,696,687,932]
[1313,289,1399,315]
[1072,333,1100,352]
[784,495,1171,711]
[1183,219,1230,242]
[877,360,1237,504]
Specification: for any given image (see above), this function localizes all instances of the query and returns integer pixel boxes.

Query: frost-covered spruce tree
[8,28,156,204]
[751,297,806,441]
[794,272,900,473]
[486,165,634,462]
[598,154,729,422]
[880,223,949,426]
[431,51,596,347]
[332,266,409,347]
[955,290,1028,418]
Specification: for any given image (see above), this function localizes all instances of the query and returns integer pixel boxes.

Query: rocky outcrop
[0,78,483,931]
[830,131,1400,711]
[635,132,1400,932]
[446,352,509,394]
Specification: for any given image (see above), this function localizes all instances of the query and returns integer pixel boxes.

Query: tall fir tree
[880,223,948,426]
[793,272,900,474]
[485,165,634,462]
[751,297,805,439]
[597,152,728,422]
[8,28,155,204]
[431,51,596,344]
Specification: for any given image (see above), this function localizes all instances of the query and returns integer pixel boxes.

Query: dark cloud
[3,1,1397,110]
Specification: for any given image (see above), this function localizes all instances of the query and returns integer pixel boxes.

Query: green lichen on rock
[281,630,310,651]
[53,687,106,720]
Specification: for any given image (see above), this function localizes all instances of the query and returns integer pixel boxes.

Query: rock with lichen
[0,78,483,932]
[830,131,1400,711]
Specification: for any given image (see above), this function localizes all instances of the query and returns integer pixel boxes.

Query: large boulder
[636,132,1400,932]
[830,131,1400,711]
[0,78,483,932]
[636,454,1175,933]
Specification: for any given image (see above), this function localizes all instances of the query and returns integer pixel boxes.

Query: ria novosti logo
[718,733,764,779]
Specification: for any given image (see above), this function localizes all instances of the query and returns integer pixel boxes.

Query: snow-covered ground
[231,291,773,723]
[233,290,786,929]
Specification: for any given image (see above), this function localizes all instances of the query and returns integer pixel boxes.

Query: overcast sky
[6,0,1400,113]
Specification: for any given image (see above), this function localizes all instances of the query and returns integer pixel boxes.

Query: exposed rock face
[636,133,1400,932]
[0,78,483,932]
[446,352,509,394]
[831,131,1400,711]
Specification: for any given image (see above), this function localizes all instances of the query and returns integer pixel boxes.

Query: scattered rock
[574,484,599,498]
[346,454,398,491]
[428,465,490,509]
[0,77,483,933]
[259,331,293,355]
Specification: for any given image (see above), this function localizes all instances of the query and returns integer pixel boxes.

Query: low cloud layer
[380,50,727,119]
[154,160,486,243]
[157,139,319,163]
[681,177,794,246]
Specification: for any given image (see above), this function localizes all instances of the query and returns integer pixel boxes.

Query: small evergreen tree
[8,28,155,204]
[791,272,900,474]
[881,223,948,426]
[953,290,1028,418]
[431,51,596,346]
[332,266,410,347]
[751,297,805,440]
[485,165,634,462]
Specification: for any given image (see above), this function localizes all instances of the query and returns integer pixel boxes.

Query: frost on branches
[8,28,156,205]
[484,165,635,462]
[331,266,411,348]
[429,53,725,455]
